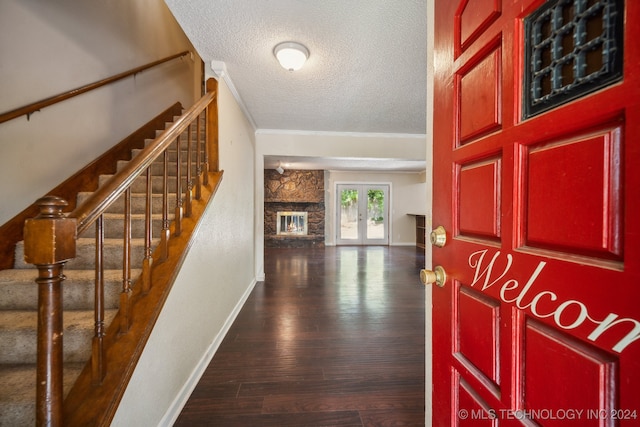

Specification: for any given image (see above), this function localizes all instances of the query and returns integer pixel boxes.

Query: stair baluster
[92,215,106,384]
[174,136,183,237]
[185,123,193,218]
[119,188,132,334]
[160,150,170,262]
[142,167,153,293]
[195,113,203,200]
[203,107,211,187]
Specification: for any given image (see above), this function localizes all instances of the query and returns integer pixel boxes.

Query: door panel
[458,375,497,427]
[458,158,501,240]
[456,285,501,386]
[432,0,640,425]
[523,320,617,427]
[457,42,502,144]
[522,126,623,260]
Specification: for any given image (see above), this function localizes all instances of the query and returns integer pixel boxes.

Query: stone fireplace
[264,169,325,248]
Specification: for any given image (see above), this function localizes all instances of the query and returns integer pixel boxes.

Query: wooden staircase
[0,88,221,425]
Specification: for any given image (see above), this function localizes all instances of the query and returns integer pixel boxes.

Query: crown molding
[256,128,426,139]
[210,60,257,130]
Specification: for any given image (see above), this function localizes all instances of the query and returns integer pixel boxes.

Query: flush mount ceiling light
[273,42,309,71]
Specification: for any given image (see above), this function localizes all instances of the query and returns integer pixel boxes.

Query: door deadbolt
[420,265,447,287]
[429,226,447,248]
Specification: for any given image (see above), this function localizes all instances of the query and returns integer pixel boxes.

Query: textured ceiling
[165,0,427,136]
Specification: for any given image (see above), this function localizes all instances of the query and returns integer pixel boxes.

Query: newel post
[23,196,76,427]
[206,78,219,176]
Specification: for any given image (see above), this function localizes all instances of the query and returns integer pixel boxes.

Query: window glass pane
[366,189,385,239]
[340,189,358,240]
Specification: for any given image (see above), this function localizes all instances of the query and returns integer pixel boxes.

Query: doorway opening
[336,184,389,245]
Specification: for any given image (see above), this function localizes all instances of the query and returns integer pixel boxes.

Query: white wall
[255,131,426,279]
[326,170,426,246]
[0,0,200,224]
[112,78,257,426]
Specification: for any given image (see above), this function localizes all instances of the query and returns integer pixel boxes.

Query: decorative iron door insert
[523,0,623,118]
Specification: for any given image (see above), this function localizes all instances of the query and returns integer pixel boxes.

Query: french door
[336,184,389,245]
[429,0,640,426]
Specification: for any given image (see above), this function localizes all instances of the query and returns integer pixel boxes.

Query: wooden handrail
[0,50,190,124]
[71,90,215,235]
[0,102,183,272]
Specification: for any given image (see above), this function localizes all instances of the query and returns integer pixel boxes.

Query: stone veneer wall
[264,169,325,248]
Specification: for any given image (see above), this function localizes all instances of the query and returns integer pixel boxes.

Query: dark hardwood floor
[175,246,426,426]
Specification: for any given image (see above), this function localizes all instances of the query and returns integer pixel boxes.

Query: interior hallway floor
[175,245,426,426]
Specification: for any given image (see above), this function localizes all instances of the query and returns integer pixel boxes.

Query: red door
[431,0,640,425]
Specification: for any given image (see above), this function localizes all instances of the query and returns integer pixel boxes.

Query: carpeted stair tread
[77,213,170,239]
[14,238,159,270]
[98,173,191,193]
[0,363,84,426]
[0,309,118,364]
[76,192,178,214]
[0,268,138,310]
[116,159,199,177]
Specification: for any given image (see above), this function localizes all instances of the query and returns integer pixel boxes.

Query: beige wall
[112,77,257,425]
[0,0,201,224]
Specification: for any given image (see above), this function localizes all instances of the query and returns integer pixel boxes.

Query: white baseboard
[159,278,258,426]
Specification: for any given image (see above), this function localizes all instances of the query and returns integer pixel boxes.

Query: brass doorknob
[420,265,447,287]
[429,226,447,247]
